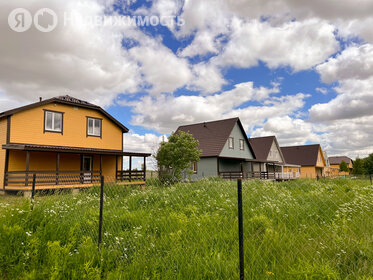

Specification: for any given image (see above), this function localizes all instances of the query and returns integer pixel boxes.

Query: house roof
[281,144,322,166]
[249,136,276,161]
[329,156,353,165]
[0,95,129,132]
[175,117,255,158]
[2,143,151,157]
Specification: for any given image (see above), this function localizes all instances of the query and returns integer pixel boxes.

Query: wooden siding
[9,103,123,150]
[101,155,117,179]
[0,118,6,188]
[316,147,326,168]
[8,150,26,171]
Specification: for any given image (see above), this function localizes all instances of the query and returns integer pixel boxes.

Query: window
[87,117,102,137]
[228,137,234,149]
[239,139,244,150]
[192,162,197,173]
[44,110,63,133]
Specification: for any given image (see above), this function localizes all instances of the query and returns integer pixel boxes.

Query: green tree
[156,131,201,182]
[352,157,365,175]
[339,160,349,173]
[363,154,373,175]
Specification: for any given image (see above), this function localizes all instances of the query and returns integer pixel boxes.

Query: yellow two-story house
[0,95,150,191]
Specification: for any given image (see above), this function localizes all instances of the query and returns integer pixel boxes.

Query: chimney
[39,97,42,102]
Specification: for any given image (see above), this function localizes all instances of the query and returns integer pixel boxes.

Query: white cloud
[250,116,319,146]
[319,116,373,158]
[0,0,144,108]
[188,63,227,94]
[309,78,373,122]
[317,44,373,83]
[122,82,310,134]
[316,88,328,95]
[179,31,220,58]
[213,18,339,72]
[129,43,193,95]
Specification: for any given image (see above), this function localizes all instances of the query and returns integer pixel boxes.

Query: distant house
[249,136,300,179]
[0,95,150,192]
[323,151,339,177]
[329,156,353,176]
[281,144,326,178]
[176,118,271,180]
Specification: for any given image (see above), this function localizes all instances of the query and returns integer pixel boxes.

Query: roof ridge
[177,117,239,128]
[281,144,320,148]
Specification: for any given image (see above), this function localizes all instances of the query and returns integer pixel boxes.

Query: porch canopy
[2,143,151,189]
[217,156,280,180]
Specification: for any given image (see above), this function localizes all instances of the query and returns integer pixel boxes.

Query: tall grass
[0,178,372,279]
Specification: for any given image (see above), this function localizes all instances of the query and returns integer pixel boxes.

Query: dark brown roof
[3,143,151,157]
[175,117,255,158]
[249,136,275,161]
[281,144,322,166]
[0,95,129,132]
[329,156,353,165]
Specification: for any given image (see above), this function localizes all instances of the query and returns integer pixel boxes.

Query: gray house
[176,117,263,180]
[249,136,301,179]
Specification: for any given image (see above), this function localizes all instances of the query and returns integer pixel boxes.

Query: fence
[0,175,373,279]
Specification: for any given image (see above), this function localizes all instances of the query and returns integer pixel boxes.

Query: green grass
[0,178,372,279]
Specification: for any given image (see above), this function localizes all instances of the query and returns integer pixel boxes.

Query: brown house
[281,144,326,178]
[329,156,353,176]
[249,136,300,179]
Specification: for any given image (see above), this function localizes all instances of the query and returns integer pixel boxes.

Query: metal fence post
[31,174,36,210]
[237,178,244,280]
[370,174,372,185]
[98,176,104,247]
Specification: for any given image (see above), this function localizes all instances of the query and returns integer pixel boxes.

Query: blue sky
[1,0,373,159]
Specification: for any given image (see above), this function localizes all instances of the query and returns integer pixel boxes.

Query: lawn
[0,178,372,279]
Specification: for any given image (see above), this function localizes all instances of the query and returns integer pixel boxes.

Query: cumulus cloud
[317,44,373,83]
[309,78,373,122]
[0,0,143,107]
[121,82,310,134]
[250,116,319,146]
[213,18,339,72]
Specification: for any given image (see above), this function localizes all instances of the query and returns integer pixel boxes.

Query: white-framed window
[44,110,63,133]
[239,139,244,150]
[87,117,102,137]
[228,137,234,149]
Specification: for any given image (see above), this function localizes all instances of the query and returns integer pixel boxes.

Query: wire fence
[0,175,372,279]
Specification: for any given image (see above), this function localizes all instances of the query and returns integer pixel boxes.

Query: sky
[1,0,373,163]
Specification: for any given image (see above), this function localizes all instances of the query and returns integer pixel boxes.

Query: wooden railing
[219,171,300,180]
[274,172,300,180]
[116,170,146,182]
[219,172,244,180]
[4,171,101,187]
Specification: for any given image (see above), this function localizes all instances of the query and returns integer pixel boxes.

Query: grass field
[0,178,372,279]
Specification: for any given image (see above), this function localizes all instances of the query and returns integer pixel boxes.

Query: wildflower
[266,271,274,276]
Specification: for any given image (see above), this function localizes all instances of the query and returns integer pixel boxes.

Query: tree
[339,160,349,173]
[352,157,365,175]
[156,131,202,182]
[363,154,373,175]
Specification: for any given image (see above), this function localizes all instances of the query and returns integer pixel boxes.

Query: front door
[82,156,93,183]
